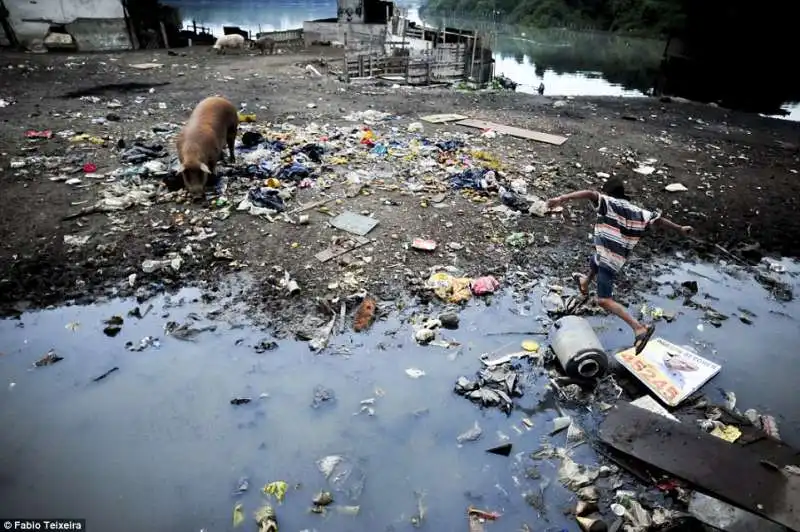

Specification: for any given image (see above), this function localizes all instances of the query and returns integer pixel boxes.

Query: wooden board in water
[600,401,800,532]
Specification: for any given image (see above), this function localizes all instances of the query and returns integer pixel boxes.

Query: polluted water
[0,258,799,531]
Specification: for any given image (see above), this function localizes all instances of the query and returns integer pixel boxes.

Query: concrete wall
[303,20,385,50]
[7,0,131,50]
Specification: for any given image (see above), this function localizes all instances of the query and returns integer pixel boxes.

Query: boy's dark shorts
[589,255,615,299]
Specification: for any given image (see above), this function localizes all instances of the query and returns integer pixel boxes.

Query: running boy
[546,177,693,354]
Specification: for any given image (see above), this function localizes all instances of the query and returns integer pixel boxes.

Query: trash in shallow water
[262,481,288,503]
[34,349,63,367]
[486,443,512,456]
[471,275,500,295]
[92,366,119,382]
[316,454,366,503]
[353,297,377,332]
[550,416,572,435]
[454,364,523,413]
[164,321,216,341]
[311,385,335,408]
[233,477,249,495]
[231,398,252,405]
[254,504,278,532]
[426,272,472,303]
[405,368,425,378]
[126,336,159,351]
[233,503,245,527]
[102,315,124,337]
[457,421,483,443]
[558,456,598,491]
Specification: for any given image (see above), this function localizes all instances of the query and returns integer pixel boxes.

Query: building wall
[303,20,385,50]
[7,0,131,50]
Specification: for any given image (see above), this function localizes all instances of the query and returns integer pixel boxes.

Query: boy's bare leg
[596,297,648,337]
[580,271,595,295]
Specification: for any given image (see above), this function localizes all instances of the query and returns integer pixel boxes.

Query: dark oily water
[0,259,798,531]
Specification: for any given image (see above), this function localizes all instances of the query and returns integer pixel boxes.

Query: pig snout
[180,168,208,198]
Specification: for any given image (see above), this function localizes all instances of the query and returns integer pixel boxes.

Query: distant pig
[253,36,276,55]
[176,96,239,198]
[212,34,245,54]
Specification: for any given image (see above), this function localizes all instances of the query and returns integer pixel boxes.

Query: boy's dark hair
[602,177,628,200]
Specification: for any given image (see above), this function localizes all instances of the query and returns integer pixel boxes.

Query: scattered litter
[550,416,572,435]
[471,276,500,295]
[330,211,378,236]
[454,363,523,413]
[102,315,124,337]
[125,336,160,352]
[233,503,245,527]
[614,337,721,406]
[254,505,278,532]
[353,297,377,332]
[311,385,336,408]
[457,421,483,443]
[405,367,426,379]
[521,340,539,352]
[411,238,437,251]
[486,443,512,456]
[34,349,63,367]
[129,63,163,69]
[231,398,251,405]
[633,165,655,175]
[665,183,689,192]
[262,481,288,503]
[92,367,119,382]
[558,456,598,491]
[426,272,472,303]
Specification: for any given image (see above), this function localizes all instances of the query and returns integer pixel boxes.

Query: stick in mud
[485,330,547,336]
[92,366,119,382]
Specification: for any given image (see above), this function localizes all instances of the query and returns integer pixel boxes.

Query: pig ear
[199,163,211,174]
[176,163,185,174]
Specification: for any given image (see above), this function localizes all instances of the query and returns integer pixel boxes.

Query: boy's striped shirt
[594,194,661,272]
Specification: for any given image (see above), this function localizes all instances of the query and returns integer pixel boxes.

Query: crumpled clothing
[436,140,465,152]
[454,364,524,413]
[471,276,499,295]
[248,187,285,212]
[451,168,496,191]
[276,161,311,181]
[426,272,472,304]
[300,143,324,162]
[120,143,164,164]
[500,188,530,211]
[241,131,264,148]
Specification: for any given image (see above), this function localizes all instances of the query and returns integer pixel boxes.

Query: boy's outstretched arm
[546,190,599,209]
[655,216,693,235]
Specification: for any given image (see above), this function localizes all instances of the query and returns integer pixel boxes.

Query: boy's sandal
[634,324,656,355]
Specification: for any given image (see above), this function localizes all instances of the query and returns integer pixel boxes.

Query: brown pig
[176,96,239,198]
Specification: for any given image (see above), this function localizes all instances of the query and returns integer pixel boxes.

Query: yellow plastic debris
[521,340,540,352]
[265,178,280,188]
[426,272,472,304]
[290,242,299,249]
[70,134,104,145]
[711,424,742,443]
[233,503,245,527]
[238,112,257,123]
[262,480,288,503]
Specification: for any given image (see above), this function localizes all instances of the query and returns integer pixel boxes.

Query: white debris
[665,183,689,192]
[633,165,655,175]
[405,368,426,379]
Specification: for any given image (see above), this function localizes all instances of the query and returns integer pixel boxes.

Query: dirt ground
[1,46,799,327]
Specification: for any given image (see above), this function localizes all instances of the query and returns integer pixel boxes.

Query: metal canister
[548,315,608,379]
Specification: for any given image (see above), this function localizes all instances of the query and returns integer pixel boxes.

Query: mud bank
[0,46,799,330]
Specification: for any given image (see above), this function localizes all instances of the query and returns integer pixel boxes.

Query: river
[165,0,799,120]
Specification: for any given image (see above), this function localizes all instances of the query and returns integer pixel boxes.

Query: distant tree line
[419,0,688,37]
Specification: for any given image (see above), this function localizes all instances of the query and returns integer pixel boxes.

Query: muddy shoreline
[1,46,798,329]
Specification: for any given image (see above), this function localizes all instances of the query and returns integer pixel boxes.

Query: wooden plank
[599,402,800,531]
[286,197,335,215]
[421,113,468,124]
[315,236,370,263]
[456,118,568,146]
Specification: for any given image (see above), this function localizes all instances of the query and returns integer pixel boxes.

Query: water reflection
[165,0,800,119]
